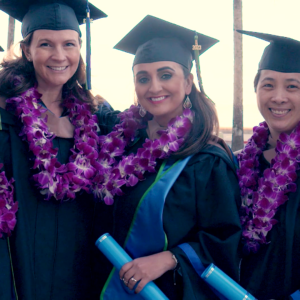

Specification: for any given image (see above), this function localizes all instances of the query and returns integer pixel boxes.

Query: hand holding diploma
[95,233,169,300]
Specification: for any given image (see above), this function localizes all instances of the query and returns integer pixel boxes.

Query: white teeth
[151,96,166,102]
[271,109,289,115]
[49,66,67,71]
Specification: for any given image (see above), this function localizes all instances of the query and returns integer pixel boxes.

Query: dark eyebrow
[157,67,175,72]
[286,78,300,84]
[136,66,175,76]
[260,77,275,82]
[135,70,148,76]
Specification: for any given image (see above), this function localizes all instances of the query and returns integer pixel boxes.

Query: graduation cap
[114,15,219,94]
[0,46,4,52]
[237,30,300,73]
[0,0,107,89]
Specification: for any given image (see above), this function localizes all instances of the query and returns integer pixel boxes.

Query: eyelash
[161,73,172,80]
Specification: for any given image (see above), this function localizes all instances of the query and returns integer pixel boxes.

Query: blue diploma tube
[201,264,256,300]
[95,233,169,300]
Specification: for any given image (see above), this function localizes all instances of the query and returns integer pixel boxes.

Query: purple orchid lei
[6,87,102,200]
[0,164,18,238]
[237,121,300,253]
[5,84,193,205]
[96,107,193,205]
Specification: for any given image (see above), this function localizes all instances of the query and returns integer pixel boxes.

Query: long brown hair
[0,32,98,111]
[172,66,219,158]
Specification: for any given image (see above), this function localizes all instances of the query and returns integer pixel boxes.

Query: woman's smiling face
[256,70,300,138]
[133,61,193,125]
[23,29,81,89]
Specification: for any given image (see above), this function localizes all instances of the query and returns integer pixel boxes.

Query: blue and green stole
[100,156,192,300]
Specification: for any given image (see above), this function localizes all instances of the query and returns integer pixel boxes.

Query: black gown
[105,129,242,300]
[0,106,114,300]
[240,154,300,299]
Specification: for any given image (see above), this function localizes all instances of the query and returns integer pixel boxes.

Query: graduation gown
[240,155,300,299]
[107,129,242,300]
[0,107,114,300]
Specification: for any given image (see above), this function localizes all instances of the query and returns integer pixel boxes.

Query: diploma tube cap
[0,0,107,38]
[237,30,300,73]
[201,264,257,300]
[0,46,4,52]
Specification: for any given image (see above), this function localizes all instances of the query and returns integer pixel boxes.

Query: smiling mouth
[47,66,68,71]
[269,108,290,115]
[149,96,168,102]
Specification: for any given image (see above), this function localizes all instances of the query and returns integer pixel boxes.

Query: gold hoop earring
[139,105,147,117]
[183,95,192,109]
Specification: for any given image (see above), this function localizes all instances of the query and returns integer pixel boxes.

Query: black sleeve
[170,155,242,300]
[94,104,121,135]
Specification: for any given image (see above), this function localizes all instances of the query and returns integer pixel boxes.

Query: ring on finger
[130,277,137,282]
[122,278,128,285]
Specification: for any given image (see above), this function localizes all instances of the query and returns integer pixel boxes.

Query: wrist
[171,254,178,271]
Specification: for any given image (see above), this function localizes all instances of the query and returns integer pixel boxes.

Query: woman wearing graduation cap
[96,16,242,300]
[236,31,300,299]
[0,1,116,299]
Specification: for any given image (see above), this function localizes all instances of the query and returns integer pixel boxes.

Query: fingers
[134,278,150,294]
[119,261,132,280]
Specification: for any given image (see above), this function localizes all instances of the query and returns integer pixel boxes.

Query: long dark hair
[172,66,219,158]
[0,32,98,112]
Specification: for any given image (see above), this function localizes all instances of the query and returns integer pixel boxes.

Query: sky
[0,0,299,129]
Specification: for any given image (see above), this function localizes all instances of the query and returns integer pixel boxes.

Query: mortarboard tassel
[192,33,204,93]
[193,32,214,104]
[85,0,92,90]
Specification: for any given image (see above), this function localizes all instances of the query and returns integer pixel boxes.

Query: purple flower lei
[237,121,300,253]
[5,84,193,204]
[96,107,193,205]
[0,163,18,237]
[7,87,103,200]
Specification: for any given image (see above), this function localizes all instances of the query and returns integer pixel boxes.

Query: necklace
[237,121,300,253]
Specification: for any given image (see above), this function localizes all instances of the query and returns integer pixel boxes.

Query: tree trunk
[232,0,244,151]
[7,16,15,50]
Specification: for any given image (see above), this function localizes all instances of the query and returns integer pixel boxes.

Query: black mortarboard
[115,15,218,70]
[237,30,300,73]
[0,46,4,52]
[114,15,218,94]
[0,0,107,38]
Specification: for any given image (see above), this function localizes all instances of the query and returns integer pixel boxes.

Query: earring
[183,95,192,109]
[139,105,147,117]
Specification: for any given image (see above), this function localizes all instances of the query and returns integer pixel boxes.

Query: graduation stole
[100,156,192,300]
